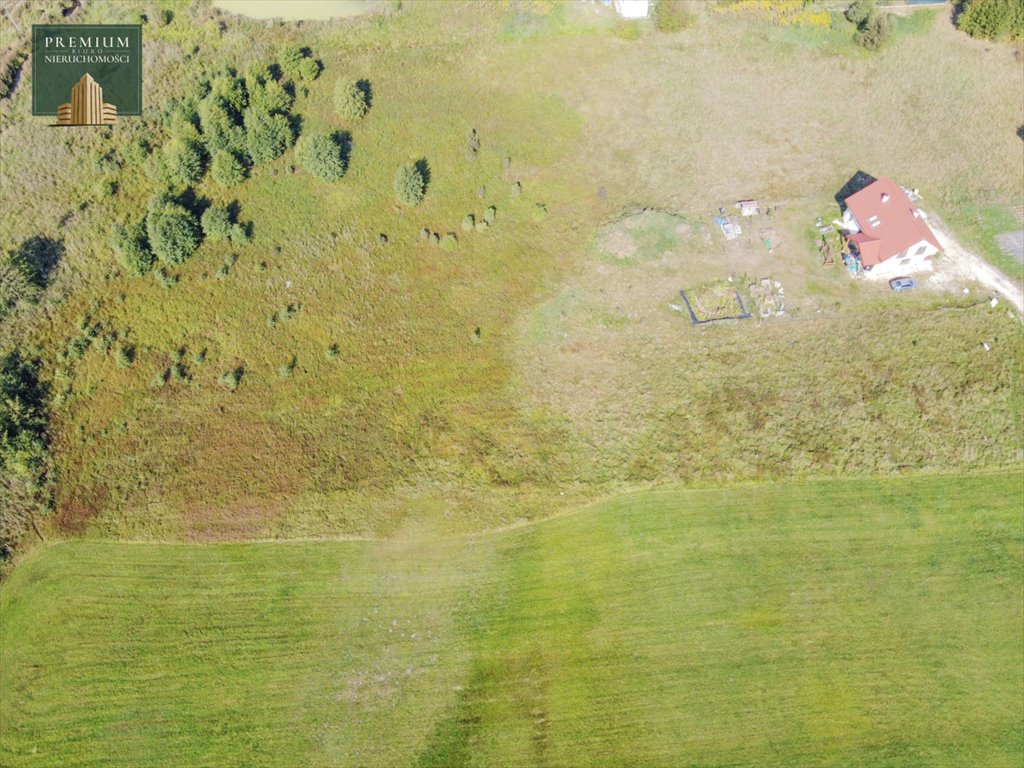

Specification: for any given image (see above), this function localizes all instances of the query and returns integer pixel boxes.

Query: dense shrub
[462,214,475,231]
[201,206,233,241]
[394,162,426,206]
[210,150,247,187]
[295,132,348,181]
[229,223,250,244]
[244,108,294,164]
[0,352,48,479]
[0,351,49,566]
[110,220,155,276]
[655,0,697,32]
[855,10,893,48]
[162,137,206,185]
[956,0,1024,39]
[845,0,874,25]
[146,198,202,265]
[280,45,321,82]
[334,78,370,121]
[201,205,250,244]
[845,0,893,48]
[0,51,26,101]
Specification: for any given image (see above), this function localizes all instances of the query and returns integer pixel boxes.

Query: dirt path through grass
[926,216,1023,312]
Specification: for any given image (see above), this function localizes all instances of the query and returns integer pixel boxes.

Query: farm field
[2,472,1022,768]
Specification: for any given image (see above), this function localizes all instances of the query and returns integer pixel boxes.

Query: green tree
[280,45,320,82]
[110,219,155,276]
[334,79,369,121]
[279,45,305,77]
[394,161,426,206]
[248,77,294,114]
[244,108,294,164]
[297,57,321,82]
[957,0,1024,39]
[210,150,247,188]
[207,73,247,117]
[295,132,348,181]
[146,199,202,266]
[162,137,205,185]
[199,97,246,155]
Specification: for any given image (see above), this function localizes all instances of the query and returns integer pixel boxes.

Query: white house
[614,0,650,19]
[840,178,941,272]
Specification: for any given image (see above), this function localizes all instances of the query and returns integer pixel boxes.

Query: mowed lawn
[2,473,1021,767]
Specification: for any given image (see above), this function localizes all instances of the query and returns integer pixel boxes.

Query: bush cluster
[846,0,893,49]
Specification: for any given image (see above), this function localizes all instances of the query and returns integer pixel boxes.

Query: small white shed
[614,0,650,19]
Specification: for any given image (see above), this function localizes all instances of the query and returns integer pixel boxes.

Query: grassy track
[2,473,1021,767]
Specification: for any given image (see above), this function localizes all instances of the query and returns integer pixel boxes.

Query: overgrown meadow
[0,0,1022,552]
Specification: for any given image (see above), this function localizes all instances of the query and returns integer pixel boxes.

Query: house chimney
[881,193,890,203]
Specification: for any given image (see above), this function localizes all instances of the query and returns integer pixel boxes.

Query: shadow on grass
[415,157,431,195]
[834,169,878,209]
[11,236,64,288]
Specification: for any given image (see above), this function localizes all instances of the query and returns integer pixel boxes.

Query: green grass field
[2,473,1021,767]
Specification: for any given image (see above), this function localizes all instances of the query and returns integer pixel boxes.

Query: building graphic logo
[56,73,117,126]
[32,24,141,125]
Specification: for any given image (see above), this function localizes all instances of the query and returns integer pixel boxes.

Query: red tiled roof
[844,178,941,266]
